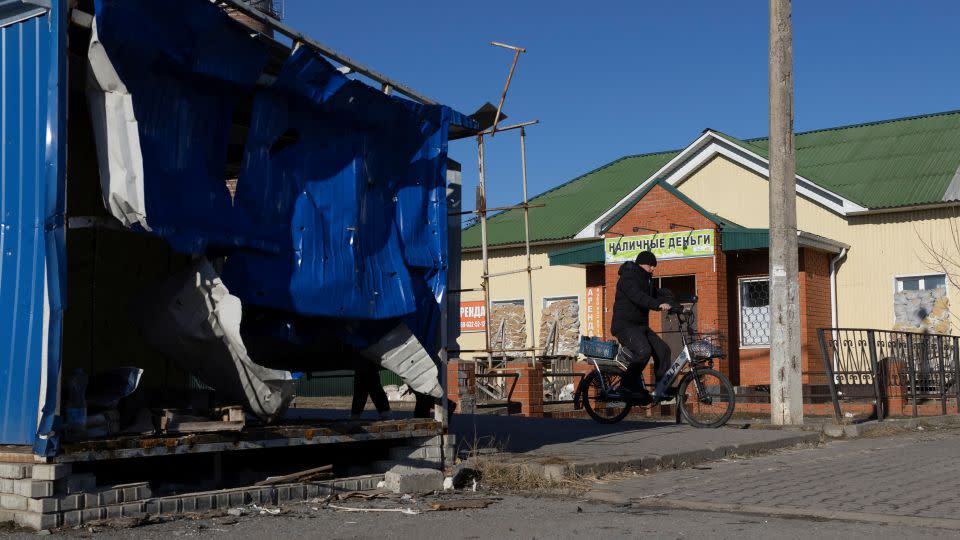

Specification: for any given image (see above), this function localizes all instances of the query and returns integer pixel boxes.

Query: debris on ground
[328,504,420,515]
[254,464,334,486]
[225,503,285,517]
[430,499,497,511]
[336,489,392,501]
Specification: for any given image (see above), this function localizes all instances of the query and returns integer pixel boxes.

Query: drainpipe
[830,248,848,329]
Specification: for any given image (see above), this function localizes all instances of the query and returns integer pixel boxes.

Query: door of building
[658,275,697,358]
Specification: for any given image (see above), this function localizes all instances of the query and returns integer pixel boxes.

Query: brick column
[446,360,476,414]
[506,362,544,417]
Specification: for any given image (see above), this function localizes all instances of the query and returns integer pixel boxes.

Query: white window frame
[892,273,948,293]
[891,273,949,325]
[542,295,580,309]
[738,276,771,349]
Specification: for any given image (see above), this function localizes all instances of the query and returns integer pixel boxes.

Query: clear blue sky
[284,0,960,214]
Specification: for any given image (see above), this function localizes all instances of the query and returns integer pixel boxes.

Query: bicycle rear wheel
[677,367,735,428]
[579,369,632,424]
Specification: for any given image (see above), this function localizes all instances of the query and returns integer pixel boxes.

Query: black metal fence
[817,328,960,421]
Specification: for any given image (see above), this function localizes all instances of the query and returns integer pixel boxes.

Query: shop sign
[460,301,486,333]
[585,286,604,338]
[604,229,714,264]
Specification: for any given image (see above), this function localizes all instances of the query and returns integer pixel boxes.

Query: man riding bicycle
[610,250,675,403]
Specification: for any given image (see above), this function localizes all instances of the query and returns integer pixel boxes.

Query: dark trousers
[613,325,671,391]
[351,365,390,415]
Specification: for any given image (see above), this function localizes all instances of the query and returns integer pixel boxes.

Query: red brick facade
[601,183,834,389]
[603,184,728,382]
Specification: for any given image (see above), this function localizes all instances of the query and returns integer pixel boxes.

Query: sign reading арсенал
[604,229,714,264]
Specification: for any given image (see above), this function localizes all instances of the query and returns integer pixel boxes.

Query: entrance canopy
[721,227,848,254]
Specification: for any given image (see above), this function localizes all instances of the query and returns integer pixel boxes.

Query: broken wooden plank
[254,464,334,486]
[158,409,245,434]
[336,489,391,501]
[430,499,497,511]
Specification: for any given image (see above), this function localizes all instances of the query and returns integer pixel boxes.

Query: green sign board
[604,229,715,264]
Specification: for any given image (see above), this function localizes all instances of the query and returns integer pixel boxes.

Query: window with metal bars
[739,278,770,347]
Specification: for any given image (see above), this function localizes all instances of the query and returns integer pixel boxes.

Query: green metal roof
[719,110,960,209]
[461,151,679,249]
[463,109,960,249]
[547,241,605,266]
[720,227,769,252]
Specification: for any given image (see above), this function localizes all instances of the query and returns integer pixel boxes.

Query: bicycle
[574,296,736,428]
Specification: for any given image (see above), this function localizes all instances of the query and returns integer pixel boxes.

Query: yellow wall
[456,246,588,359]
[676,155,960,331]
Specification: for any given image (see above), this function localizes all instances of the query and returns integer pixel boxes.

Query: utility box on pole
[768,0,803,425]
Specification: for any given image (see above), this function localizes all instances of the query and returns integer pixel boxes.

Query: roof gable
[600,180,739,233]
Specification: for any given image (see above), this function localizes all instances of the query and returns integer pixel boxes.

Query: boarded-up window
[894,274,950,333]
[490,300,527,355]
[539,296,580,356]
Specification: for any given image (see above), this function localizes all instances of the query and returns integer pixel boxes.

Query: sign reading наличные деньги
[604,229,714,264]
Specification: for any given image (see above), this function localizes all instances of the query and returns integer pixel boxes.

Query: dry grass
[457,434,586,494]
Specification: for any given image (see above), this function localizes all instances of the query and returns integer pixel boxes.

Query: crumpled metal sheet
[135,258,295,421]
[85,17,148,230]
[221,47,450,324]
[88,0,451,396]
[91,0,270,252]
[360,323,442,399]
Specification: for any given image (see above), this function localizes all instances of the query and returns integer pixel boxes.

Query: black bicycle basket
[687,333,726,360]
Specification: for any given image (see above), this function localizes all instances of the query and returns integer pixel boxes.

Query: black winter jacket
[611,262,664,333]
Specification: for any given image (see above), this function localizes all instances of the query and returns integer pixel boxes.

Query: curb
[477,432,822,482]
[827,414,960,438]
[564,432,821,477]
[727,413,960,439]
[632,497,960,531]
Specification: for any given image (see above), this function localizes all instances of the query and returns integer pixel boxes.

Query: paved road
[3,495,948,539]
[6,424,960,538]
[587,423,960,529]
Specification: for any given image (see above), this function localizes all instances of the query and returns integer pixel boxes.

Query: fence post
[938,336,947,416]
[818,328,842,423]
[906,333,919,418]
[866,330,884,421]
[954,337,960,415]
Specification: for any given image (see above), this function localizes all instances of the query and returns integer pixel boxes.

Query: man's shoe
[626,389,652,406]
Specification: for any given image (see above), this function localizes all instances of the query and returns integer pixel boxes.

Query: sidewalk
[450,415,821,478]
[586,422,960,529]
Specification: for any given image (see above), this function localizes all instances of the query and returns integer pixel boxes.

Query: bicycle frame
[584,305,699,400]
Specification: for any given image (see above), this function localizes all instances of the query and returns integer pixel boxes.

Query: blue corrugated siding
[0,7,62,447]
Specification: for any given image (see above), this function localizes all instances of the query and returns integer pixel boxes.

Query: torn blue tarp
[91,0,271,251]
[88,1,458,373]
[221,47,451,328]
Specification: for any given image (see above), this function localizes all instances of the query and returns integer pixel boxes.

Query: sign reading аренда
[604,229,714,264]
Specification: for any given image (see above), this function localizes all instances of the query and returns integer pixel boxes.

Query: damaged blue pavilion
[0,0,479,456]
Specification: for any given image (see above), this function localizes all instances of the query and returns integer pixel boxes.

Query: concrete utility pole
[768,0,803,425]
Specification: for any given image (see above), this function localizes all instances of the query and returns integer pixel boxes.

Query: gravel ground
[0,492,950,539]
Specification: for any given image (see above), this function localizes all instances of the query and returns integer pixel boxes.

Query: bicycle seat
[618,345,636,361]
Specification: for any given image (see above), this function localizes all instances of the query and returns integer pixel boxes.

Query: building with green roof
[455,110,960,391]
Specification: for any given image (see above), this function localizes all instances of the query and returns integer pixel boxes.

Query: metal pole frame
[520,127,536,367]
[866,330,884,421]
[938,335,948,416]
[476,136,493,372]
[489,42,526,137]
[817,328,842,423]
[953,336,960,415]
[218,0,438,105]
[906,333,919,418]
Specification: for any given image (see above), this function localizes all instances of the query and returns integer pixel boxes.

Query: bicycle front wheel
[677,367,735,428]
[580,369,632,424]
